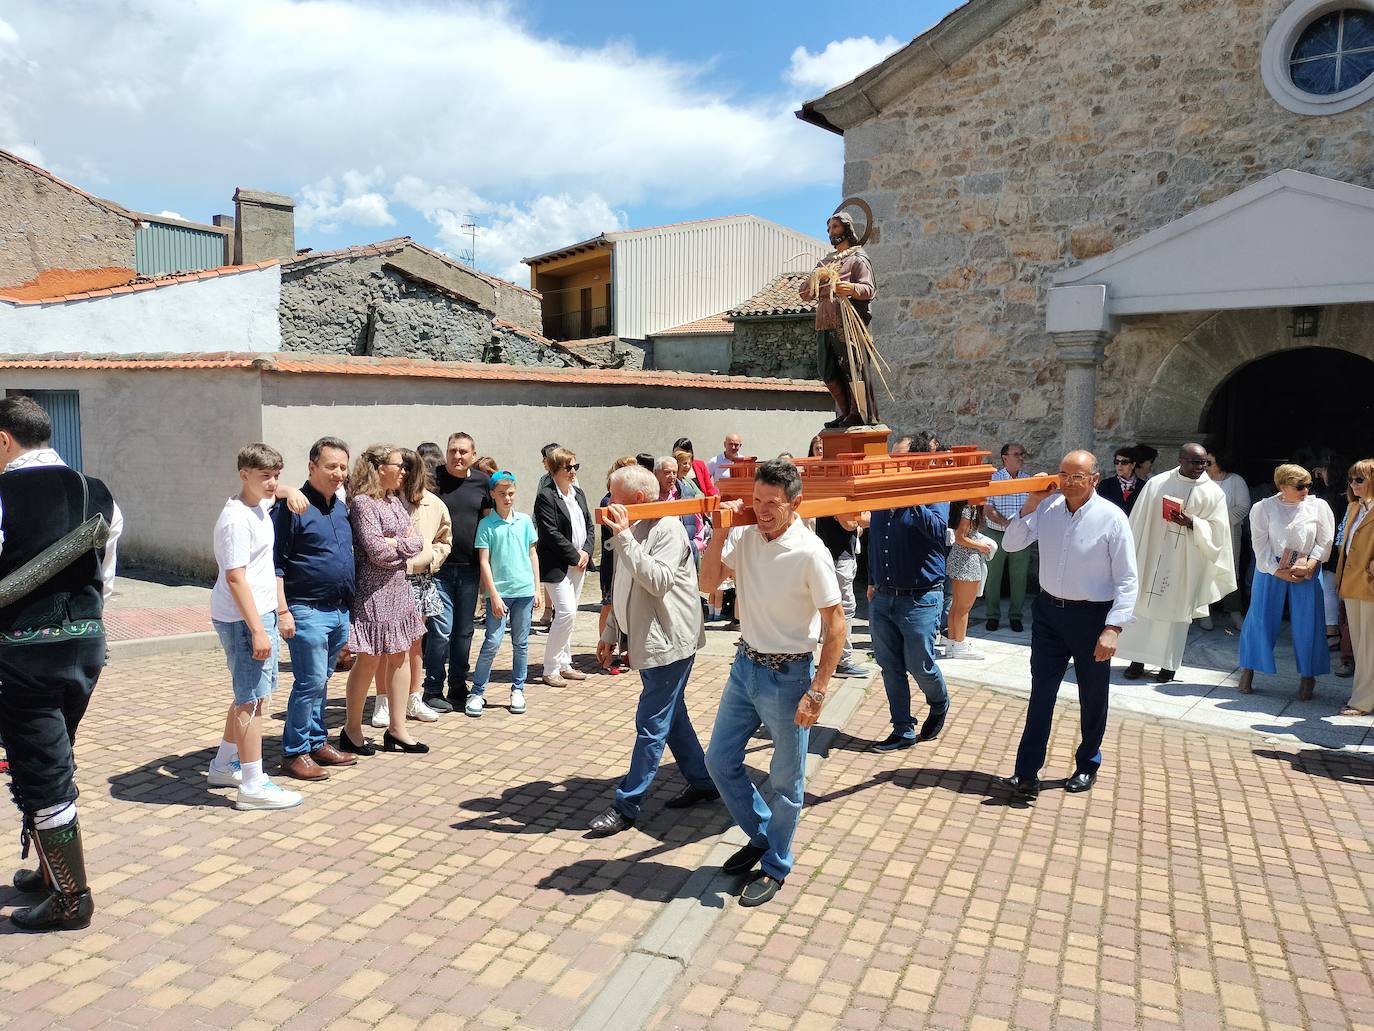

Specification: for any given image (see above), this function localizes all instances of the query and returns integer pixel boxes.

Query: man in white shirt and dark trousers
[997,450,1138,802]
[701,460,845,908]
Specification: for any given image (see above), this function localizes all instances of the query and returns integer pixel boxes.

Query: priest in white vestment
[1117,444,1236,682]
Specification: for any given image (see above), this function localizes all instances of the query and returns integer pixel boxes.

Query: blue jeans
[470,596,534,695]
[282,603,350,756]
[1239,569,1330,677]
[870,587,949,733]
[212,610,279,705]
[424,564,480,697]
[1014,594,1112,780]
[705,650,812,882]
[614,655,712,820]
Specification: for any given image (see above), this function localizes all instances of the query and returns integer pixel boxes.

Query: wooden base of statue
[595,436,1059,531]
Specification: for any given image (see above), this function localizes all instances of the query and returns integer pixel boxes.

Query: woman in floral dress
[339,445,428,755]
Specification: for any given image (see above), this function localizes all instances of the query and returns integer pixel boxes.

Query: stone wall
[730,318,816,380]
[0,155,136,287]
[845,0,1374,457]
[280,253,576,365]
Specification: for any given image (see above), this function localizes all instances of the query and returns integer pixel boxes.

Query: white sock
[33,801,77,830]
[240,760,266,790]
[214,739,239,766]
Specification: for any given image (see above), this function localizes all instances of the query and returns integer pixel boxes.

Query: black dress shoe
[382,731,429,754]
[739,871,783,907]
[337,729,375,757]
[985,618,1000,632]
[1065,770,1097,793]
[422,693,453,713]
[836,412,865,428]
[722,842,768,876]
[1122,662,1146,680]
[995,774,1040,800]
[823,413,847,429]
[663,784,721,810]
[1153,668,1176,684]
[871,730,917,753]
[918,705,949,742]
[13,867,46,894]
[587,806,634,837]
[1009,618,1024,633]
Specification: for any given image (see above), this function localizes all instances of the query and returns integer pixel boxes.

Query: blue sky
[0,0,962,284]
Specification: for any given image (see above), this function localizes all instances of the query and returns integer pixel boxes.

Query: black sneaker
[918,705,949,742]
[871,730,917,753]
[422,693,453,713]
[722,842,768,876]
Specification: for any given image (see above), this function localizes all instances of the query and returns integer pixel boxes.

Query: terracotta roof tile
[653,313,734,337]
[0,261,280,305]
[729,272,816,318]
[0,351,828,393]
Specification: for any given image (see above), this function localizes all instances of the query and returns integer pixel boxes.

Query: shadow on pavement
[1254,747,1374,784]
[108,746,236,807]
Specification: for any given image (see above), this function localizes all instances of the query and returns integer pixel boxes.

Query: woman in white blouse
[1204,450,1251,630]
[1236,464,1334,700]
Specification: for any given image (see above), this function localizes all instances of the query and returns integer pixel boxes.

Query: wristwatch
[805,689,826,704]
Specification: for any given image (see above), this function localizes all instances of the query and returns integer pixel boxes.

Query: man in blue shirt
[273,437,359,781]
[866,502,952,751]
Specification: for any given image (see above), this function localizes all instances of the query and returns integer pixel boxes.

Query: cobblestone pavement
[3,618,1373,1030]
[647,682,1374,1031]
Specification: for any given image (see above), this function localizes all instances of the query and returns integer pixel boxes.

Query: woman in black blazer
[1097,448,1142,515]
[534,447,594,687]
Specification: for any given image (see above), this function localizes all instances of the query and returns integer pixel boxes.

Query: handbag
[0,473,111,611]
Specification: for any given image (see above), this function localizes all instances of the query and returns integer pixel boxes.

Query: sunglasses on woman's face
[1294,482,1312,491]
[564,463,580,472]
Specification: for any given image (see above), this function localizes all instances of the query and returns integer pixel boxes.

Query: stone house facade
[728,273,818,380]
[0,150,137,289]
[799,0,1374,470]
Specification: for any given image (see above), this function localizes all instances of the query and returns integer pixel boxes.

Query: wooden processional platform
[595,426,1059,528]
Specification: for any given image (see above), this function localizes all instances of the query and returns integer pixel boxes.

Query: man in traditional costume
[0,396,121,931]
[1116,443,1235,683]
[799,211,878,428]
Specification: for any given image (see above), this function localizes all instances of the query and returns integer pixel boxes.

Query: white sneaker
[407,694,440,722]
[370,696,390,728]
[465,694,485,718]
[207,759,242,788]
[510,689,526,715]
[235,778,303,811]
[944,640,985,660]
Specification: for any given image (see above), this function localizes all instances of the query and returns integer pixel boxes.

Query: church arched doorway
[1201,347,1374,484]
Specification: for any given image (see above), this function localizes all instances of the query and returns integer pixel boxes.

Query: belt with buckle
[738,641,811,671]
[1040,591,1109,609]
[875,584,936,597]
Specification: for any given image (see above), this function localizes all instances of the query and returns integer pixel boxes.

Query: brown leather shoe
[311,743,358,767]
[280,754,329,781]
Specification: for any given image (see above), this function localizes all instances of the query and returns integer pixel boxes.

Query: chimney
[232,188,295,264]
[213,215,235,264]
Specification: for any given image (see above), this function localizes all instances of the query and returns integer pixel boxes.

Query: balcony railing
[542,306,612,341]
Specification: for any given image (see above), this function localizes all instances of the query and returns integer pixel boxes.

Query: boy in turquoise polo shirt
[468,472,541,716]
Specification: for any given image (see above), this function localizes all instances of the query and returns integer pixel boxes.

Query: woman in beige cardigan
[1336,458,1374,717]
[373,449,452,727]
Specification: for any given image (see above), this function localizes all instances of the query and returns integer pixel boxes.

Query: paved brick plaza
[1,641,1372,1030]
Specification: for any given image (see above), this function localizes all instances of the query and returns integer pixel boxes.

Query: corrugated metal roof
[136,221,229,276]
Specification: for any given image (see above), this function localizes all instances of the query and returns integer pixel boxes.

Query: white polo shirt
[723,517,840,654]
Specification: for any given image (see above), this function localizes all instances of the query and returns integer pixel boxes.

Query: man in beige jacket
[589,464,717,837]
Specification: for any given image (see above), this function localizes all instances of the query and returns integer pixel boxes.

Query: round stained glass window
[1289,9,1374,95]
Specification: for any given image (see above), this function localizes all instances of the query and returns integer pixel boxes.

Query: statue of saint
[799,210,879,428]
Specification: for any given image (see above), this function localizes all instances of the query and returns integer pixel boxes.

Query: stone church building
[800,0,1374,477]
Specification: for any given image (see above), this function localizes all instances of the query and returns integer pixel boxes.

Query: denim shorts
[212,610,279,705]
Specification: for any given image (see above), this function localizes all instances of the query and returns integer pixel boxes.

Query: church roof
[796,0,1034,134]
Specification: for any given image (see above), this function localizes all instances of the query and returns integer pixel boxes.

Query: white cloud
[155,210,186,220]
[0,0,841,280]
[297,169,395,233]
[785,36,905,94]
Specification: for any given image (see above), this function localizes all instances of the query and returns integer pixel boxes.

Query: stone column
[1053,330,1112,453]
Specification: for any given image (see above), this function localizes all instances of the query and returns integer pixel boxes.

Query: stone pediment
[1052,171,1374,321]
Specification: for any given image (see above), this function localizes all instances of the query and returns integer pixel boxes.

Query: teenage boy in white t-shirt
[207,443,302,812]
[700,459,844,908]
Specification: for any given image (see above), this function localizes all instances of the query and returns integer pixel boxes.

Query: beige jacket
[406,491,453,575]
[1336,501,1374,603]
[600,516,705,671]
